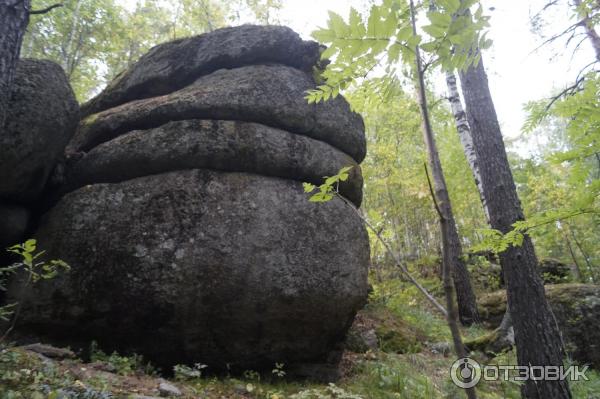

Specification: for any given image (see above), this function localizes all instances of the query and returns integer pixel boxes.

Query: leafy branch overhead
[306,0,492,104]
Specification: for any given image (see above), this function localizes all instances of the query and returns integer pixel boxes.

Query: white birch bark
[446,71,490,222]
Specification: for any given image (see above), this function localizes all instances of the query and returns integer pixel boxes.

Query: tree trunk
[62,0,82,78]
[408,4,477,398]
[570,228,596,283]
[563,231,583,282]
[574,0,600,62]
[409,21,479,327]
[447,68,516,351]
[446,71,489,222]
[0,0,30,129]
[459,55,572,399]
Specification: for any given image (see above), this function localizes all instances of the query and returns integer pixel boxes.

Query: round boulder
[11,169,370,370]
[0,59,79,203]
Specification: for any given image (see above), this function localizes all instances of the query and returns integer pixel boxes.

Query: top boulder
[81,25,321,117]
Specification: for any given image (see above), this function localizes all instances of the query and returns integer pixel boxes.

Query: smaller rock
[538,258,572,283]
[233,384,247,394]
[428,342,451,357]
[130,396,162,399]
[345,327,377,353]
[21,343,75,359]
[158,381,182,397]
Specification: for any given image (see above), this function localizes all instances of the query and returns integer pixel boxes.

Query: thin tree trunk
[459,54,571,399]
[563,231,583,282]
[386,181,404,259]
[0,0,30,129]
[410,1,477,397]
[408,4,479,327]
[570,228,596,282]
[574,0,600,62]
[200,0,215,32]
[62,0,82,77]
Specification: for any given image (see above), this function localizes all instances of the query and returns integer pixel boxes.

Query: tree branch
[29,3,62,14]
[545,75,586,110]
[530,20,585,54]
[334,192,448,317]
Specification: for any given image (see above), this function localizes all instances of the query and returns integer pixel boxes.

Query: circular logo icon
[451,357,482,388]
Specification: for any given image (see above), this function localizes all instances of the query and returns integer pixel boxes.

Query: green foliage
[22,0,283,100]
[5,240,70,284]
[0,239,69,323]
[0,347,113,399]
[486,71,600,277]
[173,362,208,380]
[89,342,151,376]
[272,363,286,378]
[370,275,449,343]
[303,166,353,203]
[345,85,486,264]
[307,0,491,104]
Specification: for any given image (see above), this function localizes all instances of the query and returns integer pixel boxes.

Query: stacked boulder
[0,59,79,249]
[12,25,370,374]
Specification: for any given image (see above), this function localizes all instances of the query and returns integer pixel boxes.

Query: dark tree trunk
[0,0,30,129]
[459,56,572,399]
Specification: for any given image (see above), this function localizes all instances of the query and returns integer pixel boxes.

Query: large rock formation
[12,25,370,374]
[478,284,600,368]
[0,59,79,249]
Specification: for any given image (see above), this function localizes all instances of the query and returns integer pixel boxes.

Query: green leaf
[328,11,348,36]
[303,182,316,193]
[24,239,37,252]
[396,25,413,42]
[367,5,381,36]
[312,28,335,43]
[422,24,447,39]
[427,11,452,29]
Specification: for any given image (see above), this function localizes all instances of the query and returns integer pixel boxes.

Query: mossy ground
[2,266,599,399]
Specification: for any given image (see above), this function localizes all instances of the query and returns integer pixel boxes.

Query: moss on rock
[478,284,600,368]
